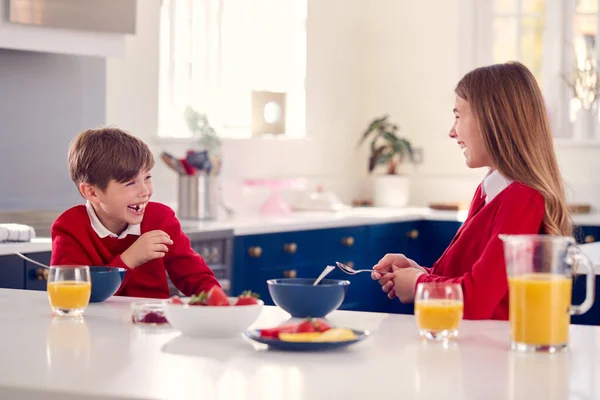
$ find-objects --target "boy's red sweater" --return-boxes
[51,202,220,298]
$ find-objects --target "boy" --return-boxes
[51,127,221,298]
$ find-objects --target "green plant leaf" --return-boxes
[358,114,388,146]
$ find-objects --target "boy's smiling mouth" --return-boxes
[127,203,147,215]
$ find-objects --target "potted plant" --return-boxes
[358,114,419,207]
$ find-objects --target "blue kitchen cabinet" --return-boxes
[0,255,25,289]
[364,221,422,314]
[24,251,51,291]
[0,252,52,291]
[570,275,600,326]
[575,225,600,244]
[363,220,462,314]
[233,226,368,308]
[419,220,462,267]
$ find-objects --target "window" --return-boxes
[158,0,307,139]
[463,0,600,142]
[492,0,545,84]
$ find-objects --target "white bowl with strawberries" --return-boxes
[162,287,264,338]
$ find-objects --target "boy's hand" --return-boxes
[121,230,174,269]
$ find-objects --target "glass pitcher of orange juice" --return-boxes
[500,234,595,353]
[47,266,91,317]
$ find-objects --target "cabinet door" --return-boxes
[570,275,600,326]
[0,256,25,289]
[365,221,422,314]
[419,220,462,268]
[575,225,600,245]
[366,221,423,266]
[24,252,51,291]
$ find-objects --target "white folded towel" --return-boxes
[0,224,36,242]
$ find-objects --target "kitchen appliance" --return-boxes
[167,228,234,295]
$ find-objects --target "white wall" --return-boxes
[106,0,369,214]
[362,0,600,209]
[106,0,600,213]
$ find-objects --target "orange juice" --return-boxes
[415,299,464,331]
[509,274,572,346]
[47,281,91,309]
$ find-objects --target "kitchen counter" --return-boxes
[0,288,598,399]
[3,206,600,256]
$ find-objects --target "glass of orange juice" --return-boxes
[47,266,91,317]
[500,234,595,353]
[415,282,464,341]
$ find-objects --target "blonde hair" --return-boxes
[455,61,572,236]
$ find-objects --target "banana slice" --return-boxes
[312,328,357,342]
[279,332,323,342]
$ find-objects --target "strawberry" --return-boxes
[235,290,260,306]
[188,286,230,306]
[188,292,207,306]
[296,318,331,333]
[205,286,230,306]
[168,296,184,305]
[259,323,299,338]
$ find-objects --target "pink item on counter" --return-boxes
[243,178,307,216]
[260,191,292,216]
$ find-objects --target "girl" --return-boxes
[371,61,572,320]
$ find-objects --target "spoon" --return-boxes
[14,252,49,268]
[313,265,335,286]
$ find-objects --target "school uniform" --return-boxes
[416,170,545,320]
[51,201,220,298]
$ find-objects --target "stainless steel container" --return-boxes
[178,175,218,220]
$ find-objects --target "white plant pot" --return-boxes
[373,175,410,207]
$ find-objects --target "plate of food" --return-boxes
[244,318,369,351]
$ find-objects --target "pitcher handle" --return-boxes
[569,251,596,316]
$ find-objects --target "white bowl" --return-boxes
[162,297,264,338]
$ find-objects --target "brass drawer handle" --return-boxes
[284,269,297,278]
[283,243,297,254]
[585,235,595,243]
[406,229,419,240]
[35,268,48,281]
[341,236,355,247]
[248,246,262,258]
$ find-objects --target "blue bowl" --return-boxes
[90,267,126,303]
[266,278,350,318]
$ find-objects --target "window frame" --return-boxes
[157,0,308,142]
[459,0,600,143]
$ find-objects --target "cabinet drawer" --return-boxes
[25,252,51,291]
[239,226,366,269]
[0,256,25,289]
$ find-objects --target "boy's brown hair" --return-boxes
[68,127,155,192]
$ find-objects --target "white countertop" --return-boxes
[0,237,52,256]
[177,206,600,236]
[179,206,470,235]
[0,289,599,400]
[3,206,600,256]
